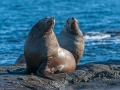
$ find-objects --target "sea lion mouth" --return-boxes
[47,17,55,26]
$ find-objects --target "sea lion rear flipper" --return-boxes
[7,68,30,74]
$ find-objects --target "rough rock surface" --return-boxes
[0,61,120,90]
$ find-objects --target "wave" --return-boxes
[84,32,111,40]
[105,31,120,36]
[84,31,120,46]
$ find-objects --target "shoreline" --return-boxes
[0,61,120,90]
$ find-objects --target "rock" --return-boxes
[0,63,120,90]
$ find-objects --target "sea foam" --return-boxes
[84,32,111,40]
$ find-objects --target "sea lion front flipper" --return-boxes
[37,60,56,80]
[7,67,30,74]
[37,70,56,80]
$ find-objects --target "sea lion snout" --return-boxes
[71,17,78,22]
[71,18,78,29]
[46,17,55,26]
[51,17,55,24]
[72,17,77,22]
[64,17,78,31]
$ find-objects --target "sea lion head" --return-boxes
[44,17,55,30]
[64,17,80,35]
[37,17,55,32]
[30,17,55,37]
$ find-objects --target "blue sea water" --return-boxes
[0,0,120,65]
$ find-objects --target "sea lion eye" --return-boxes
[45,17,50,19]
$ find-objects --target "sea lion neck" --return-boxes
[44,30,60,56]
[44,28,53,36]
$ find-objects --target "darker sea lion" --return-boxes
[8,17,76,80]
[15,54,26,64]
[57,17,84,64]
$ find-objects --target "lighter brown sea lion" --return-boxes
[8,17,76,80]
[57,17,84,64]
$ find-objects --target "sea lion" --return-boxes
[57,17,84,64]
[15,54,26,64]
[8,17,76,80]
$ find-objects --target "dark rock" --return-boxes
[0,63,120,90]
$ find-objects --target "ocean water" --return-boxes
[0,0,120,65]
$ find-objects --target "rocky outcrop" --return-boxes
[0,62,120,90]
